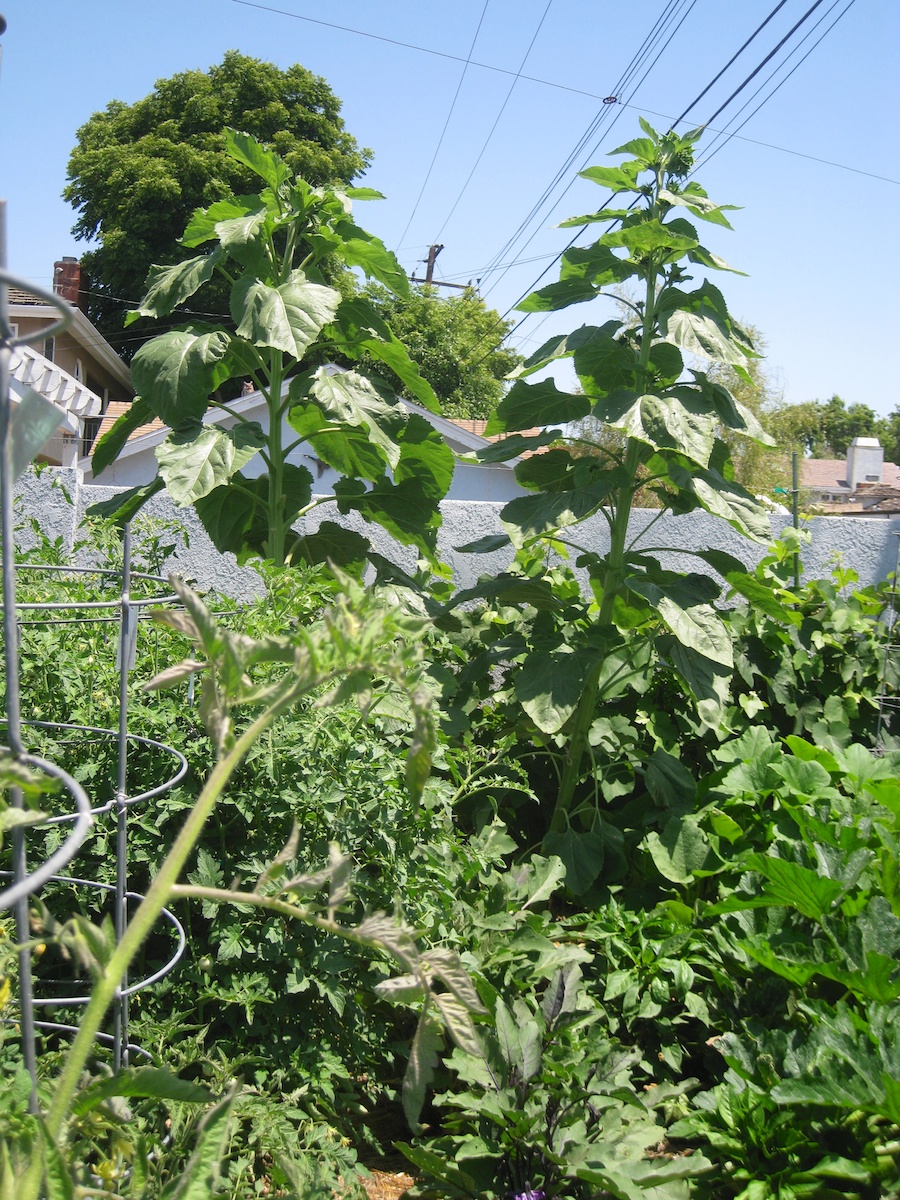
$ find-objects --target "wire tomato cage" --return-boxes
[1,251,188,1096]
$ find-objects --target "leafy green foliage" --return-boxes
[442,121,775,883]
[352,282,523,419]
[64,51,371,354]
[91,130,452,568]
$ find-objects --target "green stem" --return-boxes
[40,678,299,1152]
[548,195,662,834]
[265,350,287,564]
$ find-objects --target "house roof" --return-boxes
[800,457,900,492]
[8,296,132,391]
[9,343,103,431]
[86,382,521,473]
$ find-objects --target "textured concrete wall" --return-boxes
[14,468,900,600]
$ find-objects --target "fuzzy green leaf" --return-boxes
[131,328,234,427]
[156,422,266,506]
[127,251,223,324]
[231,270,341,358]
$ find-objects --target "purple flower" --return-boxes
[510,1191,545,1200]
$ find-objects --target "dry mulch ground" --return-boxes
[360,1168,415,1199]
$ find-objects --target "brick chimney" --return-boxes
[53,257,82,308]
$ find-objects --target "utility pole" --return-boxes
[410,244,477,292]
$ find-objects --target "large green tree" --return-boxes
[765,393,878,458]
[354,283,523,419]
[64,51,371,355]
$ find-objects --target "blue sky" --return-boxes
[1,1,898,414]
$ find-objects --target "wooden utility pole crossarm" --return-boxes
[410,244,476,291]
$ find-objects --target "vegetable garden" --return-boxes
[1,121,899,1199]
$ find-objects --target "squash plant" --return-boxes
[454,120,779,886]
[91,129,453,569]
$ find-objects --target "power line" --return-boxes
[477,0,695,298]
[693,0,858,173]
[430,0,553,247]
[621,102,899,185]
[396,1,490,252]
[459,0,859,373]
[227,0,891,186]
[671,0,791,127]
[704,0,830,128]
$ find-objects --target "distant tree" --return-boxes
[766,393,878,457]
[876,409,900,464]
[355,283,523,419]
[64,51,371,356]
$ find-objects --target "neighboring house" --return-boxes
[8,259,133,467]
[800,437,900,513]
[85,374,526,503]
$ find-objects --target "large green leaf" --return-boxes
[71,1068,211,1117]
[288,521,371,576]
[231,270,341,357]
[661,636,731,728]
[691,473,772,541]
[214,209,270,271]
[574,336,637,395]
[127,251,223,324]
[181,197,257,247]
[511,322,620,378]
[288,402,387,482]
[745,854,846,921]
[663,308,752,364]
[501,481,615,546]
[659,186,737,228]
[131,328,234,427]
[516,278,599,313]
[515,648,593,734]
[195,464,313,560]
[90,394,156,477]
[578,163,641,192]
[155,422,266,506]
[560,244,638,288]
[666,460,771,541]
[355,335,440,413]
[602,218,697,257]
[86,477,165,526]
[225,128,290,191]
[543,827,607,894]
[474,429,563,463]
[395,413,455,502]
[307,368,406,470]
[487,377,590,435]
[645,815,711,883]
[637,392,718,466]
[336,224,409,296]
[335,476,442,558]
[656,597,733,668]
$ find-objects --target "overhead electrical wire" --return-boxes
[693,0,859,173]
[395,0,490,252]
[462,0,864,371]
[701,0,830,129]
[428,0,553,249]
[670,0,792,128]
[477,0,698,299]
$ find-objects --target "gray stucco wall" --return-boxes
[14,467,900,601]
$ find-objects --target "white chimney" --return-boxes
[846,437,883,491]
